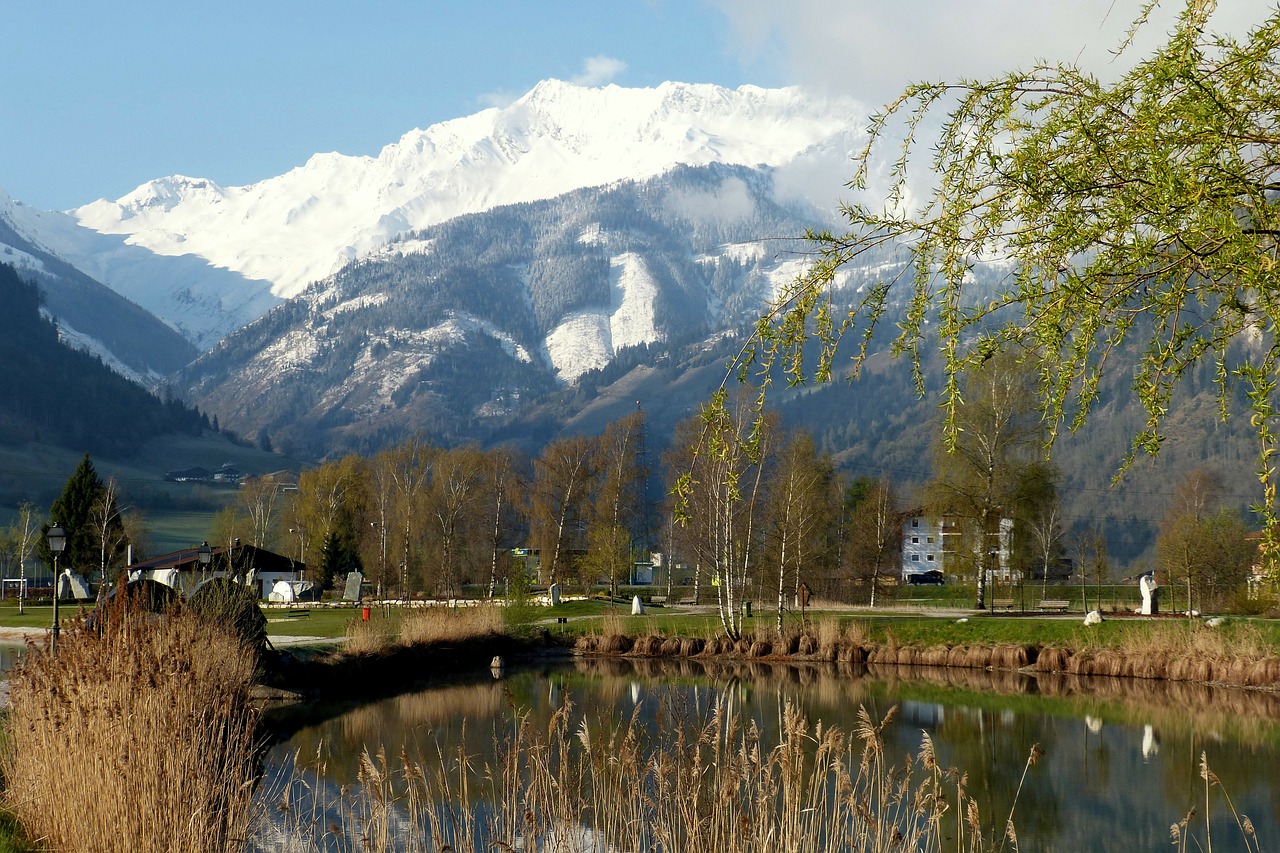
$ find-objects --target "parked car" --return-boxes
[907,570,946,585]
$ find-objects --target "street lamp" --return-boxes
[47,524,65,653]
[371,521,386,599]
[197,541,212,579]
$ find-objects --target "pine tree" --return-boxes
[41,453,115,572]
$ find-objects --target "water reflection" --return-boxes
[264,657,1280,852]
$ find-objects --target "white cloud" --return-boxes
[571,55,628,87]
[664,176,757,225]
[709,0,1265,107]
[476,89,520,110]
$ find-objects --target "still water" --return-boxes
[261,656,1280,852]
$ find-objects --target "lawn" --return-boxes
[2,595,1277,656]
[539,604,1280,655]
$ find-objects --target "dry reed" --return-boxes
[344,614,397,654]
[258,698,1010,853]
[2,597,260,853]
[394,603,505,646]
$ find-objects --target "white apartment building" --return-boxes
[900,514,1015,581]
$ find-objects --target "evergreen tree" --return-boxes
[319,530,361,591]
[41,454,115,572]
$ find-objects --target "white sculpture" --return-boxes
[1140,572,1159,615]
[1142,724,1160,760]
[631,595,645,615]
[1083,610,1104,626]
[549,583,561,606]
[269,580,296,603]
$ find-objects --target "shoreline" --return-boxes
[573,632,1280,691]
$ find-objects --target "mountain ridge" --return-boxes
[7,80,864,348]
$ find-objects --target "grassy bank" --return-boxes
[571,612,1280,690]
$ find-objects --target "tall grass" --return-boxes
[260,698,1014,853]
[398,604,505,646]
[342,604,507,654]
[2,596,261,853]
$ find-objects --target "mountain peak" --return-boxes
[27,80,864,347]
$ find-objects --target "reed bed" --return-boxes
[398,603,505,646]
[2,597,261,853]
[344,614,397,654]
[259,698,1011,853]
[345,604,507,653]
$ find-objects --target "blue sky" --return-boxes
[2,0,1263,211]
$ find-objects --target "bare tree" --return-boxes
[425,445,485,598]
[239,475,282,549]
[11,502,39,614]
[385,439,435,599]
[926,352,1044,609]
[762,432,832,632]
[1158,468,1234,613]
[589,411,648,601]
[366,447,401,599]
[529,434,597,587]
[480,446,526,598]
[88,477,128,600]
[845,479,903,609]
[1027,501,1064,605]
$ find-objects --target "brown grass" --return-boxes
[344,614,397,654]
[397,604,505,645]
[2,597,260,853]
[343,604,507,653]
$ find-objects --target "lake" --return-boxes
[257,656,1280,852]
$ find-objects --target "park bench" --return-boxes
[283,609,311,618]
[991,598,1015,611]
[1039,600,1071,612]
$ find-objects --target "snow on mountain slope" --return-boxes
[1,188,277,348]
[543,251,664,383]
[54,81,863,346]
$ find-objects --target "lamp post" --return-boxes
[197,541,212,582]
[371,521,386,599]
[47,524,66,653]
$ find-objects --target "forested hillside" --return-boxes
[0,263,208,455]
[0,217,196,379]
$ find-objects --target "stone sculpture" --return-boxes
[1140,572,1159,615]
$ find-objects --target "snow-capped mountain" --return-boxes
[176,164,855,457]
[9,81,865,349]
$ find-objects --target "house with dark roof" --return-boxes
[128,542,303,600]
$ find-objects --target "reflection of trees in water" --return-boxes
[274,656,1280,850]
[286,681,508,783]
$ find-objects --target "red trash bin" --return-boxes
[361,606,371,621]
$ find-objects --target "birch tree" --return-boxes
[238,475,282,550]
[480,446,526,598]
[676,395,776,641]
[588,411,648,600]
[88,476,128,593]
[761,432,832,631]
[844,478,902,608]
[529,434,597,587]
[10,502,38,613]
